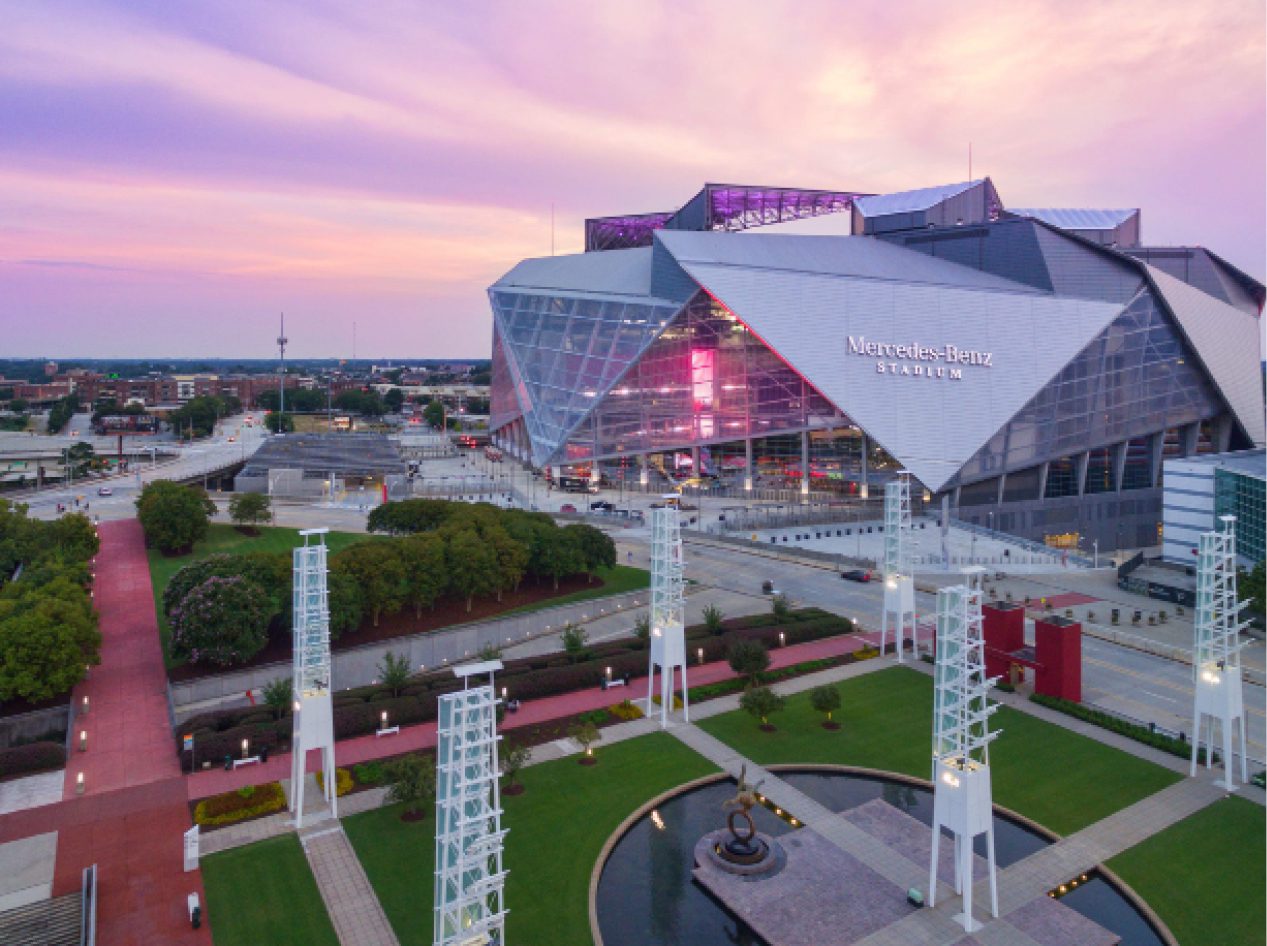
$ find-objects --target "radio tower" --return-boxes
[880,471,918,661]
[928,567,1000,932]
[277,313,288,424]
[1190,516,1250,790]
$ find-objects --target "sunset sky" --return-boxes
[2,0,1264,359]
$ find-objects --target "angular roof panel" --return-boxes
[493,247,654,297]
[1011,208,1138,230]
[854,180,983,217]
[1145,265,1266,446]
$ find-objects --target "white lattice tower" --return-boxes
[880,472,918,662]
[1190,516,1250,789]
[290,529,337,828]
[646,506,688,728]
[929,570,1000,932]
[435,662,507,946]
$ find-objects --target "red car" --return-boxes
[560,503,577,513]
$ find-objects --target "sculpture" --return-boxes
[719,764,768,864]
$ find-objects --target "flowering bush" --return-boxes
[170,575,271,667]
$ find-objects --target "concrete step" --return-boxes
[0,893,82,946]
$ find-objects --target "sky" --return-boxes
[1,0,1264,359]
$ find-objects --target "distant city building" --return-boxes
[1163,450,1266,568]
[490,179,1264,549]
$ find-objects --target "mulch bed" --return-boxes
[578,756,598,766]
[759,724,778,733]
[168,573,612,683]
[822,721,841,731]
[502,783,526,796]
[400,808,428,823]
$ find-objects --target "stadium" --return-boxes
[488,179,1264,548]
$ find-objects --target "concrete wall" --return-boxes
[171,587,649,721]
[0,704,70,750]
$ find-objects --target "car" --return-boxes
[590,500,614,512]
[841,569,872,582]
[97,486,113,496]
[560,503,577,513]
[227,436,237,443]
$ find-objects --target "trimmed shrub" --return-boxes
[353,761,385,785]
[315,767,355,797]
[1031,693,1217,764]
[194,781,287,827]
[0,741,66,779]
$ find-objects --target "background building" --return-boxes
[1163,449,1265,568]
[489,179,1264,549]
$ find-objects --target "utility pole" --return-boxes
[277,313,288,432]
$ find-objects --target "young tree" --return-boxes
[500,743,532,794]
[702,604,725,635]
[401,533,446,617]
[568,720,601,762]
[632,612,650,645]
[740,686,786,729]
[560,623,588,662]
[135,480,216,554]
[262,676,293,720]
[1239,560,1265,624]
[771,593,793,620]
[169,575,272,666]
[727,638,770,686]
[384,753,436,820]
[332,542,408,626]
[228,492,272,530]
[377,650,411,697]
[810,685,842,729]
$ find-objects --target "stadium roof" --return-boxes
[854,180,983,217]
[1011,208,1138,230]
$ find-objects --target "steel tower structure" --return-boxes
[277,313,288,421]
[434,661,507,946]
[1190,515,1250,790]
[290,529,336,828]
[646,506,688,728]
[880,471,918,662]
[929,567,999,932]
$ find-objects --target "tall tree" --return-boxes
[444,528,498,611]
[401,533,446,617]
[332,542,408,626]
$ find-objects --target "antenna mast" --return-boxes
[277,313,288,424]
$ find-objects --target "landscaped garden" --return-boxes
[1108,795,1266,946]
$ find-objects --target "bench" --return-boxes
[375,725,400,738]
[232,756,261,769]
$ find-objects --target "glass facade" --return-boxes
[958,288,1224,485]
[1216,468,1266,566]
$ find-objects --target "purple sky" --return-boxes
[2,0,1263,358]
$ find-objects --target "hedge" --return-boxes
[1030,693,1217,764]
[314,767,355,797]
[194,781,287,827]
[174,608,856,766]
[0,741,66,780]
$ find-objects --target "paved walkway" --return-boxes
[0,520,211,945]
[300,823,401,946]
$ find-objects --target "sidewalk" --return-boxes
[186,628,884,800]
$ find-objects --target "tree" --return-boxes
[262,676,293,720]
[810,685,842,728]
[368,498,454,535]
[727,638,770,686]
[568,720,601,762]
[538,529,584,591]
[334,389,385,417]
[46,394,80,434]
[377,650,410,697]
[500,743,532,794]
[332,542,408,626]
[44,513,99,563]
[633,612,650,645]
[383,388,404,413]
[740,686,786,728]
[135,481,216,554]
[327,570,364,639]
[485,525,528,602]
[168,395,234,439]
[401,533,446,617]
[702,604,725,635]
[228,492,271,531]
[563,524,616,582]
[771,593,793,620]
[443,528,498,611]
[169,575,271,666]
[423,400,445,429]
[384,753,436,820]
[0,579,101,702]
[560,623,588,662]
[1239,560,1265,625]
[263,412,294,434]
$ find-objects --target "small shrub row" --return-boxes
[194,781,287,827]
[0,741,66,780]
[687,656,842,702]
[1030,693,1217,764]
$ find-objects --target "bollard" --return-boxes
[188,892,202,929]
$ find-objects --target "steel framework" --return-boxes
[929,568,999,932]
[1190,516,1250,790]
[647,506,688,728]
[434,662,507,946]
[290,529,336,828]
[880,471,918,662]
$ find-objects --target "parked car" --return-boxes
[97,486,113,496]
[560,503,577,513]
[841,569,872,582]
[590,500,615,512]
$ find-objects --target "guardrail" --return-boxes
[950,517,1094,567]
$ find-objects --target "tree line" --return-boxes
[0,500,102,703]
[163,500,617,668]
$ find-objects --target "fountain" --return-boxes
[695,766,785,877]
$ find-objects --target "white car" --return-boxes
[97,486,113,496]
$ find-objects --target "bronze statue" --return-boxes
[722,764,766,814]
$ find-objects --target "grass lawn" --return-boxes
[1108,796,1265,946]
[148,523,364,664]
[494,563,649,618]
[696,666,1181,835]
[345,732,716,946]
[202,834,339,946]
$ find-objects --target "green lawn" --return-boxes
[1108,796,1266,946]
[202,835,339,946]
[148,523,364,664]
[344,732,717,946]
[696,666,1182,835]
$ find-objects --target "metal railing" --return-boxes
[950,517,1095,567]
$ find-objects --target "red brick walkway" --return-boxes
[0,520,211,945]
[187,625,891,800]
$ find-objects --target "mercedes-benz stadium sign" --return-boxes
[847,335,994,380]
